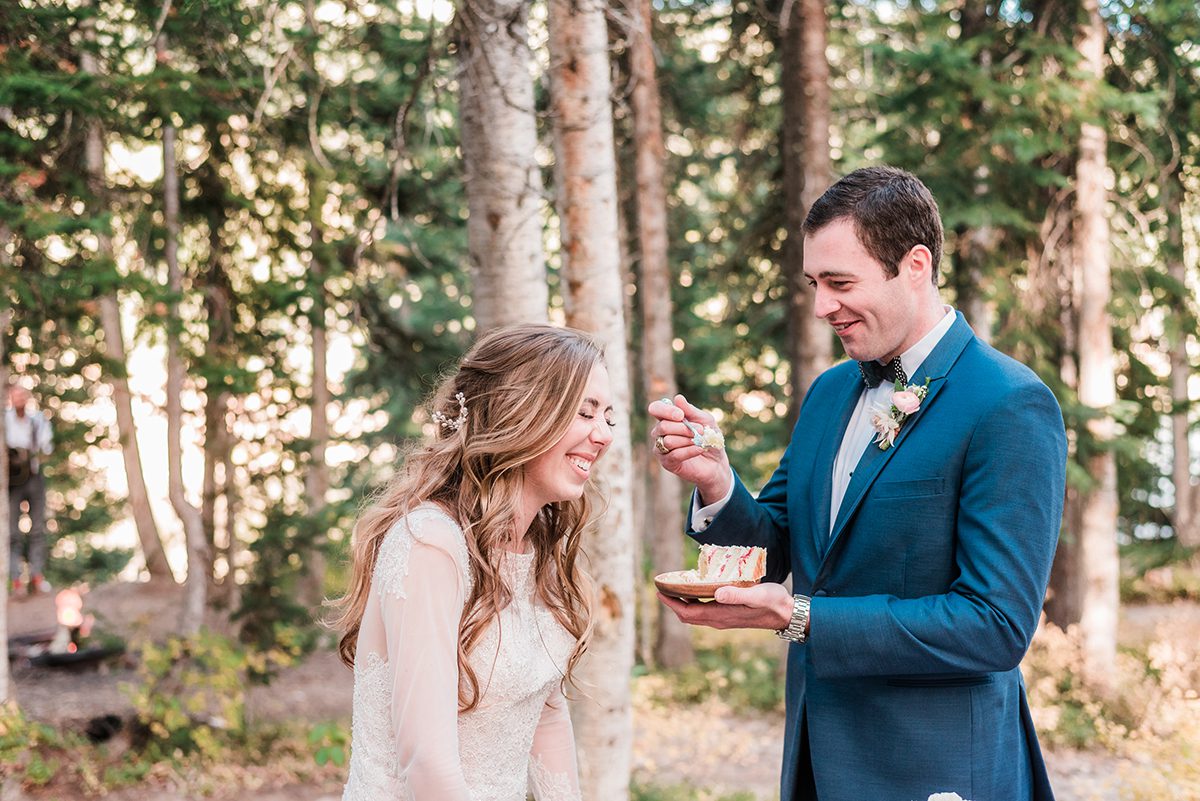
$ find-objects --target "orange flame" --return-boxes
[56,588,84,628]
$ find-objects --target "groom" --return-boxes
[652,167,1066,801]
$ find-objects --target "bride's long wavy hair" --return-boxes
[331,324,603,712]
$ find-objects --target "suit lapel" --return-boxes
[822,314,976,560]
[810,369,864,554]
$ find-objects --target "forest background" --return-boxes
[1,0,1199,799]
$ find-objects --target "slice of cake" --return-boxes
[697,544,766,583]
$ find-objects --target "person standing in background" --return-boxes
[7,383,54,596]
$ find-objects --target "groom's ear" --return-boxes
[901,244,934,286]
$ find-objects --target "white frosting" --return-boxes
[697,545,766,582]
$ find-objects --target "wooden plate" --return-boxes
[653,570,759,601]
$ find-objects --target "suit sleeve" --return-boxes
[690,372,836,583]
[693,458,792,584]
[806,380,1067,677]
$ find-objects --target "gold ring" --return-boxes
[654,436,669,455]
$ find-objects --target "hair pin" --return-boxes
[433,391,469,432]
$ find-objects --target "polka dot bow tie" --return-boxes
[858,357,908,389]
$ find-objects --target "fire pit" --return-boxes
[8,587,125,669]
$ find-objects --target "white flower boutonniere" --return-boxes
[870,378,931,450]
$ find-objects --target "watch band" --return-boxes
[775,594,811,643]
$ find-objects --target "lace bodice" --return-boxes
[342,504,582,801]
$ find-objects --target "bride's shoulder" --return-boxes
[407,499,465,538]
[381,502,466,553]
[374,503,470,599]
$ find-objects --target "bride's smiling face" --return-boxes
[523,363,615,508]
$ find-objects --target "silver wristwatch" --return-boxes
[775,594,811,643]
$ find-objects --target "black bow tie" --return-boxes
[858,357,908,389]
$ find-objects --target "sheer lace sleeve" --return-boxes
[379,512,473,800]
[527,688,583,801]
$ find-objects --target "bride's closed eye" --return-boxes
[579,411,617,428]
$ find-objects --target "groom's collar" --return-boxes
[893,305,956,384]
[908,310,975,382]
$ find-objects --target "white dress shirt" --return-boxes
[693,307,957,536]
[5,408,53,472]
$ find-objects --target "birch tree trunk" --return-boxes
[97,294,175,581]
[0,306,11,703]
[456,0,549,330]
[780,0,833,425]
[82,17,174,583]
[158,36,209,634]
[1073,0,1118,694]
[1165,172,1200,549]
[626,0,692,670]
[549,0,634,796]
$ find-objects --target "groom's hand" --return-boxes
[657,582,794,632]
[647,394,732,501]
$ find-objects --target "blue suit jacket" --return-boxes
[694,314,1066,801]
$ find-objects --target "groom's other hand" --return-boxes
[657,583,793,632]
[648,394,732,502]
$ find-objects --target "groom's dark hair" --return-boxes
[803,166,943,284]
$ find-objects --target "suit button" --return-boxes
[813,589,828,597]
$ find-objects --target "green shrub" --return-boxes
[653,641,784,713]
[1023,619,1200,756]
[1120,564,1200,603]
[101,759,154,787]
[0,701,86,790]
[125,629,295,760]
[631,782,758,801]
[1118,539,1200,603]
[308,721,349,767]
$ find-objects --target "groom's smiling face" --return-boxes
[803,218,926,364]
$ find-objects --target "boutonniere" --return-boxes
[870,378,931,450]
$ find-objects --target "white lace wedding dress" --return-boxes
[342,504,583,801]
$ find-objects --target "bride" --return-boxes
[332,324,615,801]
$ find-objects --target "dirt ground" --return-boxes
[9,582,1195,801]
